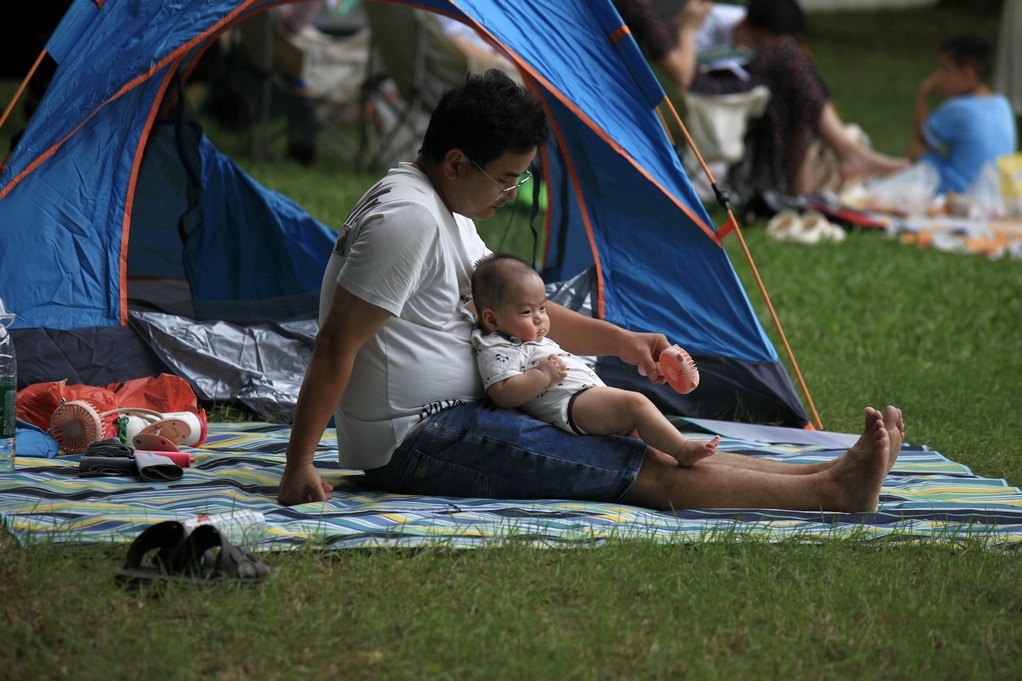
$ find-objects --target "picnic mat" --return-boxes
[889,216,1022,259]
[3,421,1022,549]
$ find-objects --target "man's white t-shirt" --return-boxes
[321,163,490,469]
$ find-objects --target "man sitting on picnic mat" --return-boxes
[277,69,904,512]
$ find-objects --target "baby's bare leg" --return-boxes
[570,387,718,466]
[674,434,721,466]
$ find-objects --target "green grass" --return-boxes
[723,228,1022,484]
[3,2,1022,679]
[4,539,1021,680]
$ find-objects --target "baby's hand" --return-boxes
[534,354,568,385]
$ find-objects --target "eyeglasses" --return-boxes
[470,159,532,197]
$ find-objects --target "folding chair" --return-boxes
[357,4,469,171]
[231,4,370,163]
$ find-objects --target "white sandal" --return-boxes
[801,210,847,244]
[765,210,802,242]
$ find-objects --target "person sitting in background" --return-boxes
[910,35,1017,196]
[617,0,740,90]
[613,0,907,200]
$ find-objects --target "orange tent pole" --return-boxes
[659,95,825,431]
[0,50,47,132]
[0,49,48,172]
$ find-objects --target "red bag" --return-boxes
[16,380,120,432]
[107,374,199,414]
[16,374,207,448]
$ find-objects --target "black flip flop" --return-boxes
[169,524,271,587]
[114,520,188,588]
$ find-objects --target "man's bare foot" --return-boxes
[840,146,910,184]
[883,405,905,473]
[674,435,721,467]
[824,407,890,512]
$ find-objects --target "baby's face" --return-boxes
[489,273,550,342]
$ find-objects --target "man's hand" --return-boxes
[619,331,671,384]
[278,461,334,506]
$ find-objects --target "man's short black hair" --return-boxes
[420,69,550,165]
[941,35,994,84]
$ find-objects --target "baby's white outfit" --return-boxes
[472,330,603,434]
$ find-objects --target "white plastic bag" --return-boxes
[961,162,1005,220]
[863,162,940,215]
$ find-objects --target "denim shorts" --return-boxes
[360,401,647,502]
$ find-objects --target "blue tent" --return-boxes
[0,0,808,426]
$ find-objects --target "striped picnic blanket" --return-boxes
[3,422,1021,549]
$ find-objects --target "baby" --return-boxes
[470,253,719,466]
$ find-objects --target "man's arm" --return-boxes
[910,71,941,160]
[277,284,392,506]
[545,302,670,383]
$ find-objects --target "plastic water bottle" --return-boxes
[0,298,16,472]
[180,510,267,545]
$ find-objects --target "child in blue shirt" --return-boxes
[911,35,1017,195]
